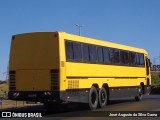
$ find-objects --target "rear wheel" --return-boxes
[88,86,98,110]
[98,87,107,108]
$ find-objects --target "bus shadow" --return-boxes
[44,99,135,116]
[108,99,135,105]
[0,99,137,117]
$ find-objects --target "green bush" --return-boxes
[151,72,160,87]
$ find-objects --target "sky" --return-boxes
[0,0,160,80]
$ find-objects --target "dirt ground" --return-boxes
[0,100,43,109]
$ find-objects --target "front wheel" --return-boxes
[135,85,143,101]
[88,86,98,110]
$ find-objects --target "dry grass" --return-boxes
[0,83,43,110]
[0,82,8,94]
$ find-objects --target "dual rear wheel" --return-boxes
[88,86,108,110]
[89,84,144,110]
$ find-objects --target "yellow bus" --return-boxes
[8,32,151,110]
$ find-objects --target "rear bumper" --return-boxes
[8,89,89,103]
[8,91,60,102]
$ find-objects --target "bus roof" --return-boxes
[59,32,148,54]
[13,31,148,54]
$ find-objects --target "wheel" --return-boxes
[98,87,107,108]
[88,86,98,110]
[135,85,143,101]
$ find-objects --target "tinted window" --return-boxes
[129,52,136,65]
[89,45,97,62]
[82,44,89,62]
[139,53,144,66]
[103,47,110,64]
[120,50,129,65]
[97,47,103,63]
[136,53,140,65]
[110,48,114,63]
[65,41,73,60]
[114,49,120,64]
[65,40,144,68]
[110,48,120,64]
[73,42,82,61]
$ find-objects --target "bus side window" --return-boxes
[110,48,120,64]
[110,48,114,64]
[139,53,145,66]
[65,41,74,61]
[129,52,136,65]
[103,47,110,64]
[82,44,89,62]
[73,42,82,61]
[89,45,97,63]
[136,53,140,66]
[97,47,104,63]
[120,50,129,65]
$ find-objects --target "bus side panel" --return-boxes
[65,62,146,88]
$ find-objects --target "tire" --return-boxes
[135,85,143,101]
[88,86,98,110]
[98,87,107,108]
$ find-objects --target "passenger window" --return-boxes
[129,52,136,65]
[82,44,89,62]
[110,48,120,64]
[120,50,129,65]
[65,41,73,61]
[103,47,110,64]
[97,47,103,63]
[89,45,97,63]
[139,53,144,66]
[73,42,82,61]
[136,53,140,65]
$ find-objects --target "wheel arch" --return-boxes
[92,83,99,90]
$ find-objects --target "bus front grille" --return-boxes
[50,69,59,91]
[9,71,16,91]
